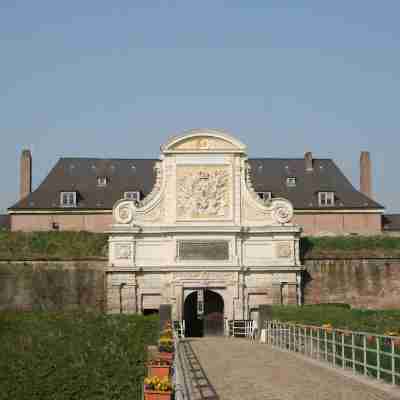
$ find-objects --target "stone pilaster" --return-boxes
[271,283,282,305]
[286,283,297,305]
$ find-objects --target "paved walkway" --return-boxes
[188,337,400,400]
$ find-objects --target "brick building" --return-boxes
[8,129,384,235]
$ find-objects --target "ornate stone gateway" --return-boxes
[107,129,303,335]
[183,289,225,337]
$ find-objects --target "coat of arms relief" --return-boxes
[176,166,231,219]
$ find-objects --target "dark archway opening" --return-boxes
[184,290,224,337]
[143,308,159,316]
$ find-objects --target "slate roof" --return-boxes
[9,157,384,211]
[382,214,400,231]
[0,214,10,229]
[248,158,383,210]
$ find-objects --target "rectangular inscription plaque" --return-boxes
[179,241,229,261]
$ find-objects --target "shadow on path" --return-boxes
[180,340,219,400]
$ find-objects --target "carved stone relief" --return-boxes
[114,243,132,260]
[172,271,235,282]
[114,201,134,224]
[172,136,236,151]
[138,162,163,208]
[276,242,292,258]
[176,165,231,219]
[272,200,294,224]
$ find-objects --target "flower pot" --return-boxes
[159,352,174,362]
[147,364,171,378]
[144,389,172,400]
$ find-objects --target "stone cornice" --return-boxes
[107,224,301,235]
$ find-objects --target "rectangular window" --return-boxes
[124,191,141,201]
[60,191,77,207]
[318,191,335,206]
[286,177,296,187]
[257,191,272,201]
[97,176,108,186]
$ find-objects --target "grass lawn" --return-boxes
[0,311,159,400]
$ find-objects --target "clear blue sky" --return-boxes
[1,1,399,213]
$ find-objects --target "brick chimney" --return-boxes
[20,149,32,200]
[305,151,313,172]
[360,151,372,198]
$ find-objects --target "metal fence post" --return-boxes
[363,335,367,376]
[333,331,336,368]
[376,336,380,380]
[392,339,395,385]
[341,333,345,369]
[351,333,355,374]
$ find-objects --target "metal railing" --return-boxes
[173,320,185,338]
[226,320,255,338]
[173,336,191,400]
[263,320,400,386]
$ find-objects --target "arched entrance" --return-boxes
[184,289,224,337]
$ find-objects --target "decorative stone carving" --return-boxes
[198,138,210,150]
[114,243,132,260]
[176,166,231,219]
[272,199,294,224]
[114,201,135,224]
[244,162,272,206]
[172,271,235,282]
[171,136,236,151]
[138,162,163,207]
[276,242,292,258]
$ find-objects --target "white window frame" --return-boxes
[257,191,272,201]
[318,191,335,207]
[124,191,141,202]
[97,176,108,187]
[60,191,77,208]
[286,177,296,187]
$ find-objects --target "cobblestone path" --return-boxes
[189,337,400,400]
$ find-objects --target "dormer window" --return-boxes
[97,176,109,187]
[124,191,141,202]
[318,191,335,207]
[60,191,77,208]
[286,177,296,187]
[257,191,272,201]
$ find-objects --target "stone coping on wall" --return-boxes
[0,257,108,262]
[303,251,400,260]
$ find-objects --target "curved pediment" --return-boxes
[162,129,247,154]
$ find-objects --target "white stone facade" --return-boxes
[107,129,303,321]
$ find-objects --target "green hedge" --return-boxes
[0,231,108,260]
[0,311,159,400]
[301,235,400,257]
[1,232,400,259]
[271,305,400,334]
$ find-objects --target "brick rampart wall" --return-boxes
[0,261,106,311]
[303,258,400,309]
[1,258,398,311]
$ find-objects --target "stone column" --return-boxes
[271,283,282,305]
[174,284,183,321]
[126,273,137,314]
[286,283,298,305]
